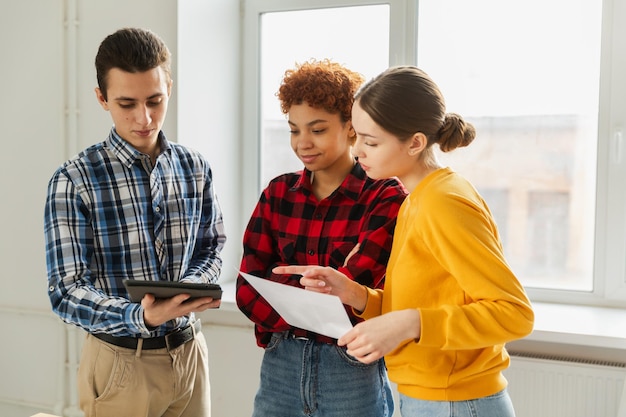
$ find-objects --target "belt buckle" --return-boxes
[165,322,195,351]
[165,326,183,351]
[284,331,308,341]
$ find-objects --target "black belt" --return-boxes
[93,320,201,351]
[277,330,336,345]
[280,330,310,341]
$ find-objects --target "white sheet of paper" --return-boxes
[239,270,353,339]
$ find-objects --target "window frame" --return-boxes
[589,0,626,304]
[240,0,626,307]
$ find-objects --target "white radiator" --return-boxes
[504,352,626,417]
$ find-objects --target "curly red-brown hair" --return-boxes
[277,59,365,122]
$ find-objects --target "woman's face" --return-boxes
[351,101,414,183]
[288,103,354,173]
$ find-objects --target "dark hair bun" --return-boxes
[437,113,476,152]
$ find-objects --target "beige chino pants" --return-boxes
[78,330,211,417]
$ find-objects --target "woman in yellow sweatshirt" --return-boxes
[274,66,534,417]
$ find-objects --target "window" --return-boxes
[242,0,626,306]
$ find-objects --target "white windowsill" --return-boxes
[211,281,626,356]
[522,301,626,350]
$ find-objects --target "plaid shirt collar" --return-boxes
[105,128,172,168]
[291,161,367,202]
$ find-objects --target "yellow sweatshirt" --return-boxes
[360,167,534,401]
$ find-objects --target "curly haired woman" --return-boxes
[236,59,407,417]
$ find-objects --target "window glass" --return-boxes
[259,5,389,187]
[418,0,602,291]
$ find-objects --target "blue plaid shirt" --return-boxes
[44,129,226,337]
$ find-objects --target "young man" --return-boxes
[44,27,226,417]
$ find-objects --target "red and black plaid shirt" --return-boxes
[236,163,407,347]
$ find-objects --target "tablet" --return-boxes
[123,279,223,303]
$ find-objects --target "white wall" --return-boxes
[177,0,243,279]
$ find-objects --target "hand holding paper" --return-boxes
[238,271,353,339]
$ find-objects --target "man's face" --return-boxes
[95,66,172,156]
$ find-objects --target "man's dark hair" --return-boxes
[95,27,171,101]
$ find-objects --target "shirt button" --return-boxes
[308,250,314,255]
[49,286,54,292]
[155,206,161,212]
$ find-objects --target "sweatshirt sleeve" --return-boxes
[417,184,534,350]
[356,287,384,319]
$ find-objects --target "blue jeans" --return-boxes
[252,332,394,417]
[399,389,515,417]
